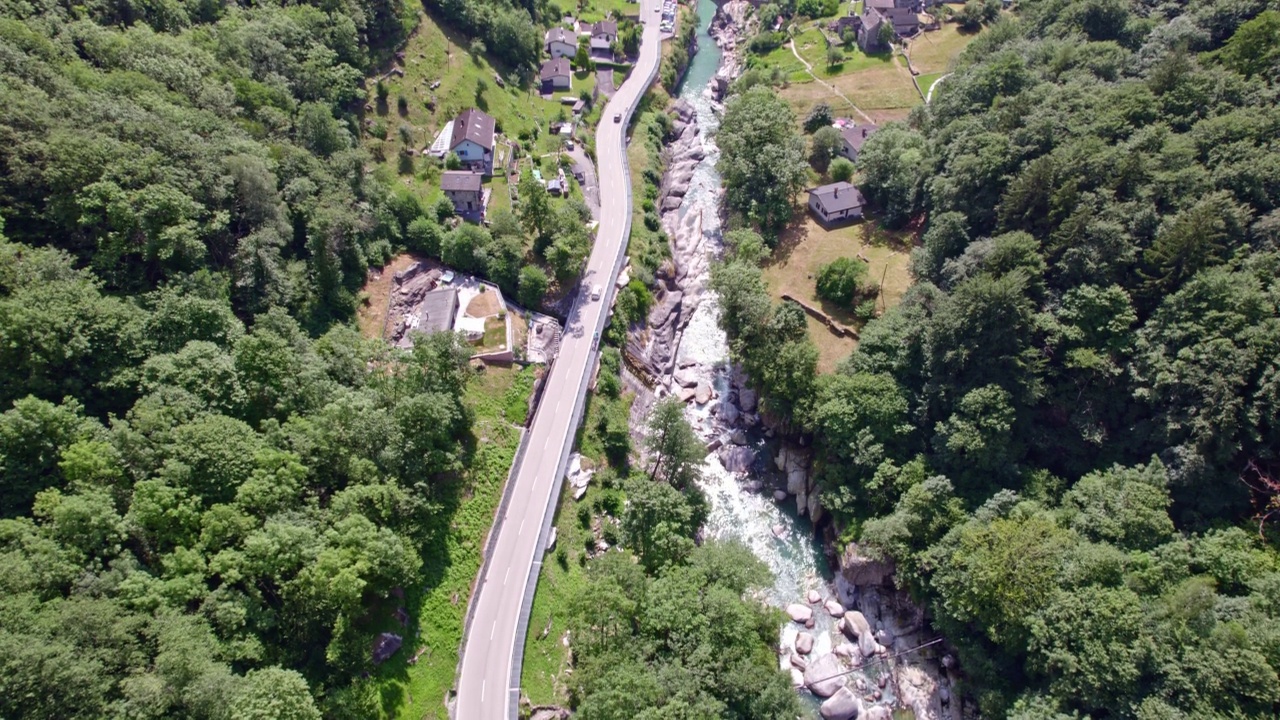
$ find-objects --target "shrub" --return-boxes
[406,217,443,257]
[830,157,855,182]
[517,266,549,310]
[432,197,455,223]
[815,256,868,307]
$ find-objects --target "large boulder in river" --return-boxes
[833,642,858,660]
[718,444,755,473]
[819,687,863,720]
[672,366,698,388]
[859,633,880,659]
[739,387,757,412]
[825,599,846,617]
[804,653,846,698]
[787,467,808,496]
[786,604,813,623]
[795,632,815,655]
[843,611,871,640]
[862,706,892,720]
[695,381,712,404]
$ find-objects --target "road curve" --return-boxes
[454,4,662,718]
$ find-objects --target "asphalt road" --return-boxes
[454,5,663,718]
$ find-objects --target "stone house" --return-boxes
[442,171,484,215]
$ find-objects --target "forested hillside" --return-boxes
[823,0,1280,716]
[708,0,1280,716]
[0,0,533,717]
[0,0,414,329]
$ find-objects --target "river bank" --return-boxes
[627,1,961,717]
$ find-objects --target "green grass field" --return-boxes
[520,384,633,705]
[576,0,643,22]
[372,365,536,719]
[917,72,944,96]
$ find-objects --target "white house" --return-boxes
[590,20,617,52]
[545,27,576,59]
[540,57,572,92]
[807,182,866,225]
[448,108,495,175]
[839,124,879,162]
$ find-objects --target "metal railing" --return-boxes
[451,13,663,720]
[502,20,663,720]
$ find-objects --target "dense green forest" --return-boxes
[0,0,543,716]
[711,0,1280,717]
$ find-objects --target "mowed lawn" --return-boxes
[768,12,983,122]
[763,214,913,372]
[906,10,981,74]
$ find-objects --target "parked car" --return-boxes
[591,284,603,300]
[614,113,622,123]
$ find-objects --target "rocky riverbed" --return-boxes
[624,0,963,717]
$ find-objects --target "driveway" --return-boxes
[596,68,615,98]
[566,145,600,220]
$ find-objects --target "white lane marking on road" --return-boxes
[481,680,486,703]
[491,620,497,640]
[504,566,511,585]
[519,517,525,535]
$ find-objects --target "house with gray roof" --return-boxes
[540,57,572,92]
[590,20,617,51]
[807,182,866,225]
[442,171,485,219]
[858,0,921,51]
[416,287,459,335]
[545,27,576,59]
[839,124,879,162]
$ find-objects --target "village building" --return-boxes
[839,124,878,162]
[828,14,862,39]
[858,0,921,51]
[441,170,486,219]
[544,27,576,59]
[807,182,866,225]
[416,288,459,335]
[437,108,494,175]
[540,57,572,92]
[590,20,617,52]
